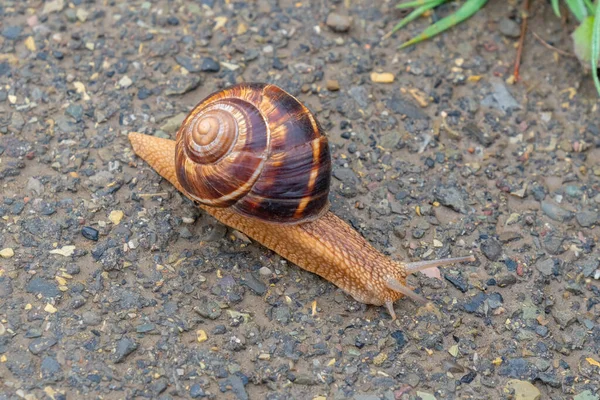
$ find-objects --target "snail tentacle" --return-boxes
[405,255,476,275]
[385,301,397,321]
[385,277,427,303]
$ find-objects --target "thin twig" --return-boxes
[531,30,576,57]
[138,192,169,198]
[513,0,531,82]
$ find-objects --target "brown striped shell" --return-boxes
[175,83,331,224]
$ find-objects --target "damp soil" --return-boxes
[0,1,599,399]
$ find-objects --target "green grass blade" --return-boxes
[592,2,600,96]
[395,0,441,10]
[551,0,561,17]
[384,0,446,39]
[565,0,588,22]
[393,1,446,31]
[583,0,594,15]
[399,0,489,49]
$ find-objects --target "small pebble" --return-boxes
[496,274,517,287]
[81,226,99,241]
[109,210,124,225]
[370,72,395,83]
[29,337,58,355]
[326,80,340,91]
[574,390,600,400]
[200,57,220,72]
[0,248,15,258]
[541,200,572,222]
[76,8,89,22]
[575,210,599,227]
[44,303,58,313]
[258,267,272,276]
[504,379,541,400]
[2,26,22,40]
[416,392,436,400]
[49,245,76,257]
[118,76,133,88]
[197,330,208,343]
[498,17,521,38]
[326,13,352,32]
[481,239,502,261]
[190,384,206,398]
[114,338,138,363]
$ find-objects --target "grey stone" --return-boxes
[435,186,469,214]
[136,323,156,333]
[194,298,222,320]
[190,383,205,398]
[386,93,428,120]
[464,122,494,147]
[175,55,203,72]
[26,277,60,298]
[227,375,248,400]
[113,337,138,363]
[200,57,220,72]
[26,177,44,196]
[241,272,267,295]
[543,234,565,255]
[165,75,202,96]
[536,258,556,277]
[29,337,58,355]
[326,13,352,32]
[552,303,577,328]
[2,26,22,40]
[496,274,517,287]
[541,201,572,222]
[274,305,291,325]
[498,18,521,38]
[498,358,538,379]
[579,258,600,277]
[332,168,358,185]
[481,239,502,261]
[488,78,521,112]
[65,104,84,122]
[40,356,62,380]
[575,210,599,227]
[574,390,599,400]
[82,311,102,326]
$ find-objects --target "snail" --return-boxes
[128,82,475,320]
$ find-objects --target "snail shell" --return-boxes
[175,83,331,224]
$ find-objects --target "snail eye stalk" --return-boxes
[404,255,476,275]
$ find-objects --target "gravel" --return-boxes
[0,0,598,399]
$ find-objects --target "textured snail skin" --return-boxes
[129,132,411,316]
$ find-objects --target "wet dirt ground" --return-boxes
[1,0,599,399]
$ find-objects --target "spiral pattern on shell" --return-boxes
[175,83,331,224]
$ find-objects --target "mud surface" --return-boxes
[1,1,599,399]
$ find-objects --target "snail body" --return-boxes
[129,83,474,319]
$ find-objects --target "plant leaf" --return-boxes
[551,0,561,17]
[395,0,442,10]
[592,3,600,96]
[572,16,594,65]
[399,0,489,49]
[384,0,447,39]
[565,0,588,22]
